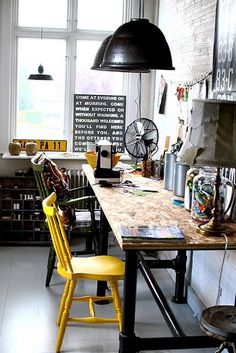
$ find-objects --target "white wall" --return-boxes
[156,0,236,315]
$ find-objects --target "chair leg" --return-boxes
[110,280,122,331]
[56,279,76,353]
[226,342,236,353]
[57,279,70,326]
[45,244,56,287]
[215,342,236,353]
[84,229,94,252]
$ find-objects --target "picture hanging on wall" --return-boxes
[156,75,167,114]
[212,0,236,99]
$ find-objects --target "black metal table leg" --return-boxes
[120,251,219,352]
[172,250,187,303]
[119,251,138,353]
[137,252,184,337]
[96,209,109,298]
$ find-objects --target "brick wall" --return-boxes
[154,0,217,157]
[155,0,236,313]
[158,0,216,81]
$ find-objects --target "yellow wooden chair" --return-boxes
[42,192,124,353]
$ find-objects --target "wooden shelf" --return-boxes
[0,175,50,245]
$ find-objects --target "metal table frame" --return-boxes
[82,164,236,353]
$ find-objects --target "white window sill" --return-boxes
[1,152,132,161]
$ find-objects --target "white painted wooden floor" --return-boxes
[0,241,215,353]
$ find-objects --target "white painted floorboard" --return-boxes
[0,244,215,353]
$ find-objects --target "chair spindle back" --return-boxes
[43,192,73,274]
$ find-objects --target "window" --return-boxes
[0,0,155,153]
[17,38,66,139]
[77,0,123,31]
[15,0,125,148]
[75,40,123,95]
[18,0,68,28]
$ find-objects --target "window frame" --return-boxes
[0,0,156,153]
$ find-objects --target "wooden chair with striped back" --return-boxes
[31,153,99,287]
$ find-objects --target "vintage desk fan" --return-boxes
[124,118,159,160]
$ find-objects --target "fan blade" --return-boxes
[134,121,144,135]
[125,136,140,147]
[133,140,147,157]
[125,139,147,158]
[142,129,157,141]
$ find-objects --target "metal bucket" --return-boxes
[173,162,190,197]
[163,153,177,190]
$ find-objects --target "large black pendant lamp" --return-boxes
[92,0,174,73]
[101,18,174,71]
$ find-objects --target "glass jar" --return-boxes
[184,167,199,211]
[191,167,216,222]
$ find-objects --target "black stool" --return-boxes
[200,305,236,353]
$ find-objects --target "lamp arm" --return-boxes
[211,166,224,224]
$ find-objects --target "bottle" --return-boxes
[191,167,216,222]
[184,168,199,211]
[142,159,155,178]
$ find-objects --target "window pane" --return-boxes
[75,40,123,95]
[16,38,66,139]
[77,0,123,30]
[18,0,68,28]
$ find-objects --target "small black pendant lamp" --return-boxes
[28,28,53,81]
[28,64,53,80]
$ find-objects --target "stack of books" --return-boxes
[118,225,185,241]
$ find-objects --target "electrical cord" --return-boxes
[215,233,228,305]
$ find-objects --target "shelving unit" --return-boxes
[0,175,50,245]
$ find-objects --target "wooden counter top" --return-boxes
[82,164,236,251]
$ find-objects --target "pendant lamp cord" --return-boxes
[40,27,43,67]
[136,0,144,120]
[138,73,142,119]
[139,0,144,18]
[135,73,142,120]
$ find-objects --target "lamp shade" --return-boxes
[100,18,175,71]
[91,35,150,73]
[179,99,236,168]
[91,36,112,70]
[28,64,53,80]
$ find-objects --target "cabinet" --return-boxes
[0,175,50,245]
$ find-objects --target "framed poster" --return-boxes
[212,0,236,99]
[73,94,126,153]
